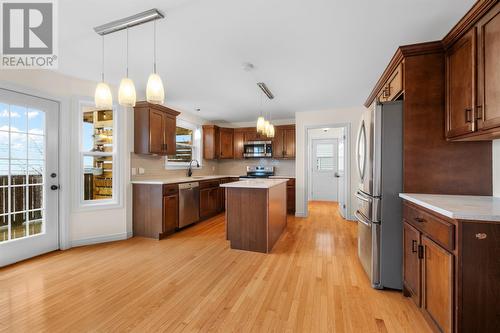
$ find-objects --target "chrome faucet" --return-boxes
[187,159,200,177]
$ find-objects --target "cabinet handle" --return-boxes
[418,245,424,259]
[475,233,487,240]
[411,240,418,253]
[414,217,425,223]
[476,105,483,120]
[383,85,391,98]
[465,108,472,123]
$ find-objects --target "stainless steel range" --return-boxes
[239,166,275,178]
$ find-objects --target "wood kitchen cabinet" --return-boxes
[219,128,234,159]
[133,183,179,239]
[134,101,179,156]
[233,129,245,159]
[444,1,500,140]
[402,201,500,333]
[202,125,234,159]
[219,177,240,212]
[273,125,296,159]
[199,180,221,219]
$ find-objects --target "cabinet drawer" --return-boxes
[163,184,179,196]
[199,180,220,189]
[404,203,455,251]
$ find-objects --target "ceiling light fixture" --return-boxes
[94,35,113,109]
[118,27,136,107]
[146,19,165,104]
[257,82,274,100]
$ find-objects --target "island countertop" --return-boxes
[220,179,288,189]
[399,193,500,222]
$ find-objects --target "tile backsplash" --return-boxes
[131,153,295,180]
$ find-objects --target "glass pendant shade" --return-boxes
[95,82,113,109]
[146,73,165,104]
[268,124,275,138]
[256,116,265,133]
[264,120,270,137]
[118,77,136,107]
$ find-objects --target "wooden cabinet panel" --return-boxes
[378,63,403,102]
[286,186,295,215]
[460,221,500,332]
[200,186,220,219]
[446,29,476,138]
[149,110,165,154]
[403,222,421,306]
[202,125,220,160]
[163,194,178,235]
[477,4,500,131]
[244,129,259,142]
[422,236,453,333]
[233,130,245,159]
[283,128,295,158]
[272,127,284,158]
[134,102,179,156]
[219,128,234,159]
[164,115,176,155]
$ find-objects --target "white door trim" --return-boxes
[303,123,351,219]
[0,81,71,251]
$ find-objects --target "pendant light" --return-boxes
[95,36,113,109]
[146,19,165,104]
[268,106,275,138]
[118,27,136,107]
[256,90,265,133]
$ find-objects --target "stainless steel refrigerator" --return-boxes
[355,101,403,290]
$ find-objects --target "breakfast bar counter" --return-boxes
[221,179,288,253]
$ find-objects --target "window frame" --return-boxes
[76,100,120,210]
[165,119,202,170]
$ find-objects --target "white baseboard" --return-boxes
[71,232,131,248]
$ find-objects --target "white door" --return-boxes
[337,130,347,218]
[311,139,338,201]
[0,88,59,267]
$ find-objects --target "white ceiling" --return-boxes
[57,0,474,122]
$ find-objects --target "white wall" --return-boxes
[295,107,364,218]
[494,139,500,197]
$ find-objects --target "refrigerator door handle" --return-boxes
[355,191,372,203]
[354,210,372,227]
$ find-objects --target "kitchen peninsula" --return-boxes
[221,179,288,253]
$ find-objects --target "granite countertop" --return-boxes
[220,179,289,189]
[399,193,500,222]
[131,175,241,185]
[269,175,295,179]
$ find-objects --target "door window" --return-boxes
[0,103,45,242]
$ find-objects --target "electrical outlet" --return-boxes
[138,168,145,175]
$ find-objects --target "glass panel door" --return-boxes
[0,89,59,266]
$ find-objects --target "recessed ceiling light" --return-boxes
[195,108,201,112]
[242,62,255,72]
[323,128,330,132]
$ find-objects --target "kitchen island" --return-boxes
[221,179,288,253]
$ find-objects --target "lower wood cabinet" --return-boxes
[133,184,179,239]
[199,180,221,219]
[402,201,500,333]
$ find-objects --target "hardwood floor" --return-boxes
[0,202,431,332]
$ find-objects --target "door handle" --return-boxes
[354,210,372,227]
[355,191,372,203]
[50,185,59,190]
[334,172,340,178]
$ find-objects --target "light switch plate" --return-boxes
[131,168,137,176]
[138,168,145,175]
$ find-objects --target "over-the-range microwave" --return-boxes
[243,141,272,158]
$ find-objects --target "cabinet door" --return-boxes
[199,188,211,219]
[422,236,453,333]
[233,131,245,159]
[445,29,476,138]
[283,128,296,158]
[164,114,176,155]
[286,186,295,214]
[244,130,259,142]
[273,127,284,158]
[219,128,234,159]
[218,187,225,212]
[477,4,500,131]
[403,222,421,306]
[163,195,178,235]
[209,187,220,214]
[203,126,219,160]
[149,110,165,154]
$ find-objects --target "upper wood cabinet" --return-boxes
[377,63,403,103]
[273,125,296,159]
[202,125,220,160]
[233,129,245,159]
[445,2,500,141]
[445,29,476,138]
[219,128,234,159]
[134,102,179,156]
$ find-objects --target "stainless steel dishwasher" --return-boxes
[178,182,200,228]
